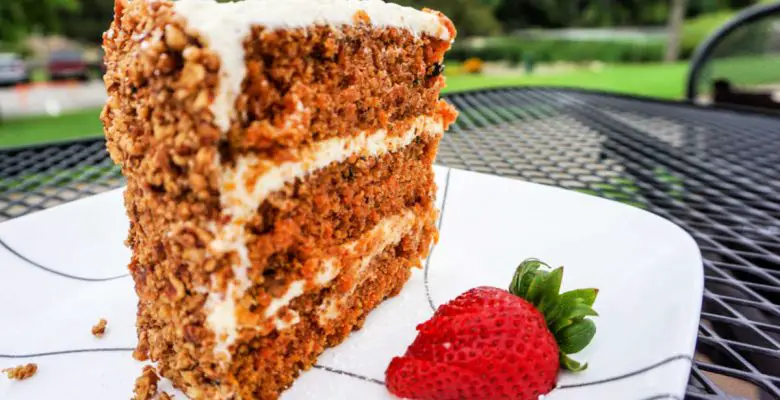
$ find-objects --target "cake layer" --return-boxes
[228,25,453,154]
[207,204,431,354]
[172,0,454,135]
[217,114,443,223]
[244,131,440,275]
[156,213,436,400]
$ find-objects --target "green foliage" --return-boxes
[449,37,666,63]
[0,41,31,57]
[681,10,736,56]
[681,7,774,58]
[58,0,115,44]
[0,0,79,42]
[511,0,671,28]
[494,0,760,31]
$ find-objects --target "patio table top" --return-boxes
[1,87,779,399]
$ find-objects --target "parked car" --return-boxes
[0,53,29,87]
[48,50,89,82]
[95,48,107,76]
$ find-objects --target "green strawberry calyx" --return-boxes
[509,258,599,373]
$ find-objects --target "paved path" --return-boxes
[0,81,107,119]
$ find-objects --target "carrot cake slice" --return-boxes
[101,0,457,398]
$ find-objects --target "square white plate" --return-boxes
[0,166,703,399]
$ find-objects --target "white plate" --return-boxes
[0,166,703,400]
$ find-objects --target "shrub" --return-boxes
[681,11,734,58]
[449,37,666,64]
[0,41,32,58]
[682,10,774,59]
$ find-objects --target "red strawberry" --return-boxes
[386,259,599,400]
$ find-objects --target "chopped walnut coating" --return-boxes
[2,363,37,380]
[92,318,108,337]
[133,366,160,400]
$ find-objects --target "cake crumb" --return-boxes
[133,366,160,400]
[91,318,108,337]
[2,363,38,380]
[159,392,174,400]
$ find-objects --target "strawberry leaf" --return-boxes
[525,270,550,305]
[560,288,599,307]
[538,267,563,312]
[558,319,597,355]
[560,354,588,372]
[547,294,581,328]
[509,258,549,298]
[508,258,599,373]
[552,302,598,333]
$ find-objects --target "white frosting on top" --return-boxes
[173,0,452,132]
[205,116,444,359]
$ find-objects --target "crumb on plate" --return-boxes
[92,318,108,337]
[159,392,174,400]
[2,363,38,381]
[133,365,160,400]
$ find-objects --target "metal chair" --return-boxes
[686,2,780,111]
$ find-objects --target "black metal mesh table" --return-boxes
[2,87,779,399]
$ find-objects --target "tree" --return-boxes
[58,0,115,44]
[665,0,689,62]
[0,0,79,43]
[396,0,503,37]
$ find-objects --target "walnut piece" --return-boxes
[132,365,160,400]
[2,363,38,380]
[91,318,108,337]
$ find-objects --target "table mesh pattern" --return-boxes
[0,139,123,219]
[1,88,779,399]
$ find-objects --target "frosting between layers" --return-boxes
[318,208,422,324]
[264,209,419,331]
[219,115,442,219]
[206,115,444,359]
[173,0,453,132]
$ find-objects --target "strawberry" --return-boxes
[386,259,598,400]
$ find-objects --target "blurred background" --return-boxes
[0,0,778,148]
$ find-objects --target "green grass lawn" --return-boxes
[445,62,688,98]
[445,55,780,98]
[1,55,778,149]
[0,108,104,148]
[705,55,780,87]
